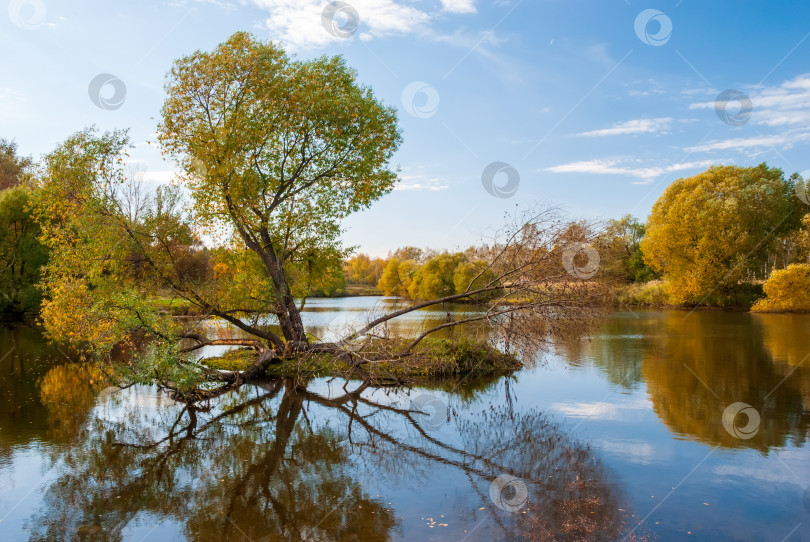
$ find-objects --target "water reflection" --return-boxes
[27,380,633,541]
[0,325,80,449]
[569,311,810,450]
[5,308,810,540]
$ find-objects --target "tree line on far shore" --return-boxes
[343,164,810,311]
[1,145,809,320]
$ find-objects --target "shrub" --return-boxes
[751,264,810,312]
[615,280,671,307]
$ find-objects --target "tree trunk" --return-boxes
[261,247,308,348]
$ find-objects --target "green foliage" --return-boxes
[752,264,810,312]
[377,257,402,296]
[126,340,208,396]
[157,31,401,292]
[288,246,348,297]
[0,187,48,316]
[378,252,496,301]
[156,31,402,344]
[407,253,466,300]
[418,337,521,375]
[33,32,404,389]
[453,260,495,295]
[34,128,183,357]
[598,215,659,283]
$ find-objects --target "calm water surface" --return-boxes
[1,297,809,541]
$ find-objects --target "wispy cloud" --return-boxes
[574,117,672,137]
[249,0,485,50]
[141,170,179,183]
[440,0,476,14]
[545,158,718,183]
[250,0,428,50]
[683,131,810,154]
[550,399,650,421]
[598,439,660,464]
[395,173,449,191]
[689,73,810,127]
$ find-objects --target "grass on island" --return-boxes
[202,337,521,383]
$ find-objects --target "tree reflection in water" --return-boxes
[27,378,640,542]
[561,311,810,451]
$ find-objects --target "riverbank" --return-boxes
[613,280,771,310]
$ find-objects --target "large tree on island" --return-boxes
[36,33,602,401]
[159,32,402,350]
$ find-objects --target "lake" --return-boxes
[1,297,809,541]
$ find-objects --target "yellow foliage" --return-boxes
[751,263,810,312]
[642,164,801,304]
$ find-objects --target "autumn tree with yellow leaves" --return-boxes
[641,164,805,305]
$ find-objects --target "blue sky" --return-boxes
[3,0,810,256]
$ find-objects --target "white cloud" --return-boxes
[545,158,718,183]
[574,117,672,137]
[251,0,432,50]
[440,0,476,14]
[395,173,449,191]
[550,399,650,422]
[689,73,810,127]
[142,170,180,183]
[598,439,660,464]
[684,131,810,154]
[681,87,719,97]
